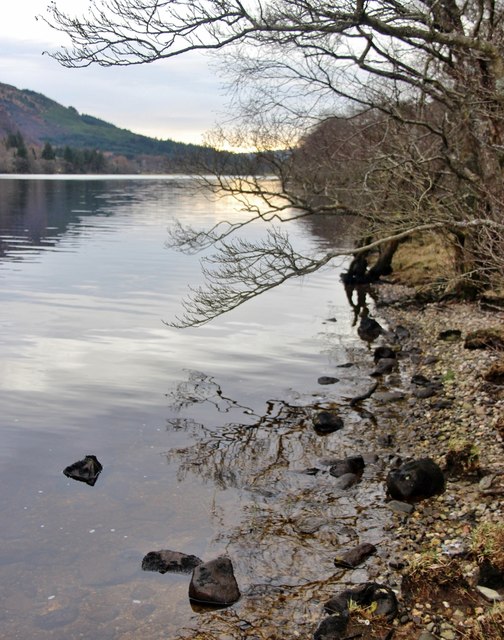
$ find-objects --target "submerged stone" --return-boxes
[189,556,240,606]
[313,411,344,434]
[63,455,103,486]
[329,455,365,478]
[142,550,202,574]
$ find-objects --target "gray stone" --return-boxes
[374,391,405,403]
[417,631,436,640]
[387,500,414,515]
[476,585,503,602]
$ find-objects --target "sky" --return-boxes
[0,1,229,144]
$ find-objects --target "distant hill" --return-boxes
[0,81,206,159]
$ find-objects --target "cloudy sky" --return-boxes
[0,1,228,144]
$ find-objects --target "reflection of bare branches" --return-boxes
[165,371,335,490]
[166,370,258,416]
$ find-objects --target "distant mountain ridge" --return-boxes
[0,81,204,158]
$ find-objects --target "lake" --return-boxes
[0,176,380,639]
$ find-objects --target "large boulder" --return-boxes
[386,458,445,500]
[142,550,202,574]
[189,556,240,606]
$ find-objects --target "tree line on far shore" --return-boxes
[0,130,192,174]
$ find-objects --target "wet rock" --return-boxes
[349,382,378,406]
[329,455,365,478]
[313,411,344,434]
[374,391,405,403]
[141,550,202,574]
[188,556,240,606]
[358,314,383,342]
[313,611,349,640]
[387,500,415,515]
[318,376,340,385]
[438,329,462,342]
[464,327,504,350]
[371,358,398,376]
[63,455,103,486]
[386,458,445,500]
[324,583,398,621]
[35,606,79,630]
[293,515,327,535]
[334,543,377,568]
[337,362,354,368]
[373,346,397,362]
[334,473,360,490]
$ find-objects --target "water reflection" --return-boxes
[0,177,383,640]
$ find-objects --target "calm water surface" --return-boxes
[0,176,375,639]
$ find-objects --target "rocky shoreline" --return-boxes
[168,285,503,640]
[365,285,504,639]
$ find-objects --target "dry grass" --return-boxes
[391,232,456,287]
[471,522,504,573]
[463,602,504,640]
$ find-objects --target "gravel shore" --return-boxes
[373,285,504,639]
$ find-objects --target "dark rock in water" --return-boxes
[334,473,359,490]
[313,611,349,640]
[465,327,504,350]
[336,362,354,368]
[334,542,377,569]
[63,455,103,486]
[358,313,383,342]
[189,556,240,606]
[324,582,398,621]
[142,550,202,574]
[329,455,365,478]
[386,458,445,500]
[313,411,344,434]
[371,357,398,376]
[373,346,396,362]
[318,376,339,385]
[438,328,462,342]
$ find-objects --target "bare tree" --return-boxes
[44,0,504,324]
